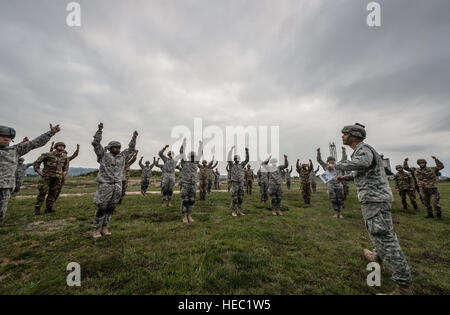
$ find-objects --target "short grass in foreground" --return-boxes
[0,179,449,294]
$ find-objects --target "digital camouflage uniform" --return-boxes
[266,157,288,214]
[33,150,69,213]
[158,147,181,203]
[296,160,313,205]
[0,128,55,221]
[257,163,269,203]
[336,141,411,288]
[120,151,137,202]
[207,168,216,193]
[285,166,292,190]
[404,158,444,218]
[309,166,319,193]
[139,158,155,195]
[228,148,249,214]
[11,160,33,197]
[394,168,418,211]
[244,167,254,195]
[92,130,136,229]
[317,150,347,216]
[214,169,220,190]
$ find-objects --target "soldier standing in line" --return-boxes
[214,168,220,190]
[244,164,255,195]
[11,158,33,197]
[317,147,347,218]
[403,156,444,219]
[49,142,80,201]
[91,123,138,238]
[33,141,69,215]
[227,146,249,216]
[207,162,218,194]
[341,147,350,200]
[266,155,289,216]
[393,165,418,211]
[139,156,157,196]
[336,123,411,295]
[285,166,293,190]
[119,150,138,204]
[309,165,320,193]
[257,160,269,204]
[0,124,59,222]
[296,159,313,206]
[158,144,182,207]
[199,158,217,200]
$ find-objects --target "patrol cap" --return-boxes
[54,142,66,149]
[233,154,241,162]
[168,151,175,157]
[145,160,150,164]
[341,123,366,139]
[106,141,121,149]
[327,156,336,162]
[395,165,403,170]
[18,157,25,162]
[417,159,427,165]
[0,125,16,140]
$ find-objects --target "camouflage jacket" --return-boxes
[394,171,414,190]
[336,142,393,207]
[317,151,347,190]
[257,164,269,185]
[0,130,55,188]
[124,153,137,180]
[158,148,182,175]
[214,170,220,182]
[227,150,249,183]
[266,157,288,186]
[199,161,214,180]
[208,168,216,182]
[92,130,136,184]
[139,159,155,180]
[296,160,313,184]
[178,143,203,185]
[34,151,69,179]
[403,159,444,189]
[244,169,255,182]
[285,166,293,180]
[15,163,33,180]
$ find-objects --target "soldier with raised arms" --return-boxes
[227,146,249,216]
[158,143,182,207]
[139,155,157,196]
[91,123,138,238]
[393,165,418,212]
[266,155,289,216]
[0,124,60,222]
[336,123,412,295]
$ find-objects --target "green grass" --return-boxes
[0,178,449,295]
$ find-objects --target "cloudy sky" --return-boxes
[1,0,449,175]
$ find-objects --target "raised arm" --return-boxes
[16,124,59,157]
[127,151,138,167]
[92,123,105,161]
[149,157,157,169]
[139,157,145,169]
[227,146,234,165]
[159,145,169,163]
[49,141,55,152]
[403,158,413,172]
[278,155,288,170]
[68,144,80,162]
[262,155,271,166]
[240,148,249,167]
[432,156,444,171]
[316,148,327,171]
[296,159,301,172]
[309,159,313,173]
[124,131,138,160]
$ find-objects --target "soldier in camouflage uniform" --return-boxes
[158,144,182,207]
[226,164,231,192]
[244,165,255,195]
[336,123,412,295]
[178,139,203,223]
[266,155,288,215]
[33,142,69,215]
[139,156,157,196]
[119,150,138,204]
[214,169,220,190]
[296,159,313,206]
[11,158,33,197]
[198,158,217,200]
[309,165,320,193]
[393,165,418,211]
[91,123,138,238]
[49,142,80,201]
[207,165,217,194]
[317,147,347,218]
[257,162,269,203]
[285,166,293,190]
[227,146,249,216]
[403,156,444,219]
[0,124,59,222]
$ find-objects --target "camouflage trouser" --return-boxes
[141,178,150,194]
[328,185,344,212]
[12,178,24,197]
[246,180,253,194]
[54,176,67,201]
[214,180,220,190]
[181,182,196,214]
[35,176,62,210]
[342,181,349,200]
[268,184,282,209]
[199,178,208,200]
[121,178,130,199]
[260,182,268,202]
[0,188,12,221]
[207,179,213,193]
[363,203,412,287]
[311,181,316,193]
[398,189,418,210]
[419,187,441,215]
[227,179,231,192]
[93,182,122,228]
[161,173,175,201]
[286,179,291,190]
[300,182,311,204]
[230,182,244,210]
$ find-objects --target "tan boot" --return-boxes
[101,226,112,236]
[333,212,339,218]
[168,201,173,207]
[232,211,238,217]
[272,210,278,216]
[276,209,283,216]
[338,212,344,219]
[377,285,412,295]
[182,214,189,223]
[363,249,381,263]
[238,209,245,216]
[93,228,102,238]
[162,200,167,208]
[188,214,194,222]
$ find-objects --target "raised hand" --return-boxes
[98,123,104,131]
[432,156,437,160]
[77,144,80,150]
[50,124,61,133]
[133,131,138,137]
[317,148,320,152]
[404,158,409,162]
[23,137,29,142]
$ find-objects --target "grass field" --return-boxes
[0,177,449,295]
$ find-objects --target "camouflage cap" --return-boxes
[168,151,175,157]
[106,141,121,149]
[341,123,366,139]
[395,165,403,170]
[202,160,208,164]
[18,157,25,162]
[417,159,427,165]
[0,125,16,140]
[145,160,150,164]
[233,154,241,162]
[326,156,336,162]
[54,142,66,148]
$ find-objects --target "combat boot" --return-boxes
[168,201,173,207]
[188,214,195,222]
[377,285,412,295]
[33,207,41,216]
[436,212,442,221]
[101,226,112,236]
[162,200,167,208]
[425,212,434,219]
[333,212,339,218]
[182,214,189,223]
[231,210,238,217]
[45,206,55,214]
[272,209,277,216]
[93,228,102,238]
[338,212,344,219]
[276,209,283,216]
[363,249,381,264]
[237,209,245,216]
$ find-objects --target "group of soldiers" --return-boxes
[0,122,446,295]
